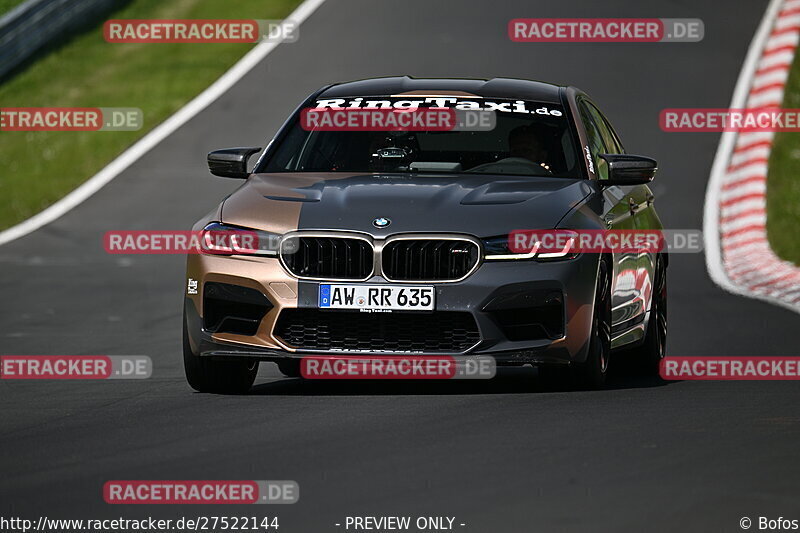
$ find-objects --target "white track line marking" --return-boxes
[0,0,327,247]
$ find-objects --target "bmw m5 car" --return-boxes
[183,76,667,393]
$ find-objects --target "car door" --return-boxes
[577,98,647,336]
[597,103,662,335]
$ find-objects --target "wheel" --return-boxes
[276,359,302,378]
[183,320,258,394]
[626,254,668,375]
[571,256,612,389]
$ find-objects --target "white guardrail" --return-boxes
[0,0,123,80]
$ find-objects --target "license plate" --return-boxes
[319,284,435,311]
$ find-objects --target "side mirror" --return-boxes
[207,147,261,179]
[598,154,657,186]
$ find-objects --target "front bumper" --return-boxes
[184,253,599,365]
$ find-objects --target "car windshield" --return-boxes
[259,97,582,178]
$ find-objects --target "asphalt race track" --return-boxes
[2,1,799,532]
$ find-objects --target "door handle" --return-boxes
[628,198,640,214]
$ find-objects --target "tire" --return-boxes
[626,254,668,376]
[276,359,302,378]
[571,256,612,389]
[183,321,258,394]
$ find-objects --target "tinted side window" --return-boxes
[583,101,620,155]
[602,115,625,154]
[577,101,609,179]
[589,102,625,154]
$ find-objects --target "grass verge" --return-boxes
[0,0,300,231]
[0,0,26,15]
[767,51,800,265]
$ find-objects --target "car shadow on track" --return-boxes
[247,365,673,396]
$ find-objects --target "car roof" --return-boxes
[317,76,566,104]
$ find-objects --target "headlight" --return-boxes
[200,222,282,256]
[483,230,579,261]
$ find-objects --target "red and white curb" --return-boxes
[705,0,800,313]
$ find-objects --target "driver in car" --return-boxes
[507,125,551,172]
